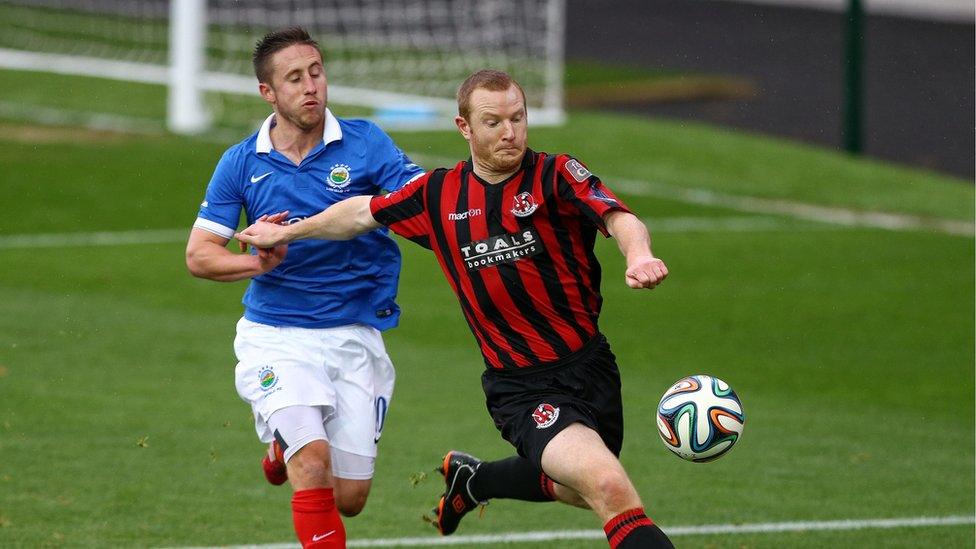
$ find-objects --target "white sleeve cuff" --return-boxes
[193,217,236,239]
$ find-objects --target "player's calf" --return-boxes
[333,478,372,517]
[430,452,565,535]
[286,441,347,547]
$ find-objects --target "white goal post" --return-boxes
[0,0,566,133]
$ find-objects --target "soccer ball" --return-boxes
[656,374,744,462]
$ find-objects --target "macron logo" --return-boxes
[250,171,273,183]
[311,530,336,542]
[448,208,483,221]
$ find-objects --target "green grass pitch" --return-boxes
[0,70,972,548]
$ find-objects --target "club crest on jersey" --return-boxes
[532,403,560,429]
[326,164,352,191]
[258,366,278,391]
[565,159,591,182]
[511,192,539,217]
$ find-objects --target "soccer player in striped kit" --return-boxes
[236,69,674,548]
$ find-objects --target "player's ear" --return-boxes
[455,115,472,141]
[258,81,276,104]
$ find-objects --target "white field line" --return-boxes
[647,215,839,232]
[409,153,974,238]
[0,108,970,239]
[0,217,827,251]
[613,177,975,238]
[166,515,975,548]
[0,229,188,249]
[0,101,166,136]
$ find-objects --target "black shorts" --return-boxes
[480,334,624,469]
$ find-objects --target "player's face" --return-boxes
[260,44,328,132]
[457,85,527,178]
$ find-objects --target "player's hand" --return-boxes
[255,241,287,272]
[237,211,290,252]
[261,211,290,225]
[625,256,668,289]
[236,220,291,249]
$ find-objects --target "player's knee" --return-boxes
[287,441,333,488]
[592,469,637,509]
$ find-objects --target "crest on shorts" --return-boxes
[532,403,560,429]
[326,163,352,191]
[511,192,539,217]
[258,366,278,391]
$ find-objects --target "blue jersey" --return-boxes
[193,110,424,330]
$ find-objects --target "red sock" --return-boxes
[539,473,557,501]
[291,488,346,548]
[603,507,656,549]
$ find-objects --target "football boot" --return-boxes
[431,451,486,535]
[261,439,288,486]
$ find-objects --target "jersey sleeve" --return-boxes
[555,155,632,237]
[367,123,425,192]
[193,149,244,239]
[369,171,433,249]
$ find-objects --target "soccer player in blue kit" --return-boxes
[185,27,423,548]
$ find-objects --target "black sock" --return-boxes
[614,525,674,549]
[604,508,674,549]
[469,455,555,502]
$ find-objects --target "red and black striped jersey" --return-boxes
[370,149,631,370]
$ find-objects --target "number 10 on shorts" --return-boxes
[374,396,389,443]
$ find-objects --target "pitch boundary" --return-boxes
[0,217,844,251]
[0,108,970,238]
[0,229,189,250]
[167,515,975,548]
[409,153,973,238]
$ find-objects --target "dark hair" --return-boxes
[456,69,526,120]
[252,27,320,84]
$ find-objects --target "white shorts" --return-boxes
[234,318,395,475]
[266,406,376,479]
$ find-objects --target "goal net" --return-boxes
[0,0,565,133]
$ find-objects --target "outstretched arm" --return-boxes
[185,228,286,282]
[235,195,381,248]
[604,210,668,289]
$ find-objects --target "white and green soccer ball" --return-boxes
[657,374,745,462]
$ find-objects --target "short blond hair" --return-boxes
[456,69,526,120]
